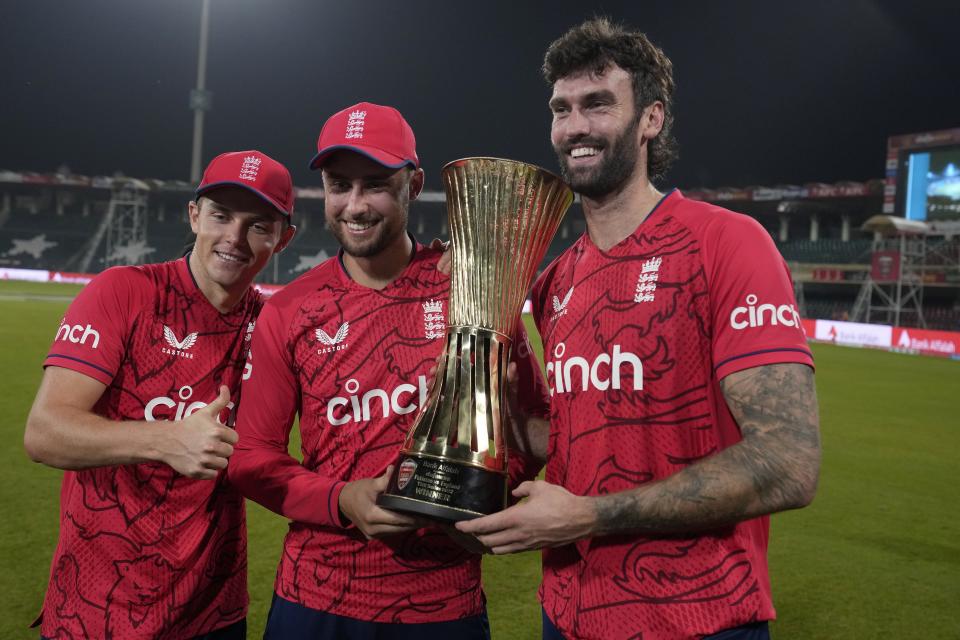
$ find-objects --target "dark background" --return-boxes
[3,0,957,190]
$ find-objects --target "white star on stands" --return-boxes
[5,234,58,259]
[106,240,156,265]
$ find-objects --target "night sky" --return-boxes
[3,0,957,191]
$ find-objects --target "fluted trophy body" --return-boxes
[378,157,573,521]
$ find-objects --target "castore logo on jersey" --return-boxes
[551,287,574,321]
[162,325,198,359]
[546,342,644,395]
[326,376,430,425]
[161,325,198,360]
[316,322,349,354]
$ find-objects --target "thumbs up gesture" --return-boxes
[160,385,239,479]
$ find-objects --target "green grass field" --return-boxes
[1,280,957,639]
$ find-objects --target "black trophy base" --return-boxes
[377,453,507,523]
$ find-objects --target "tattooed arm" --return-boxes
[458,362,820,553]
[591,362,820,535]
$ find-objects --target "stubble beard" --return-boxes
[326,194,410,259]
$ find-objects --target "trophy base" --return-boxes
[377,453,507,523]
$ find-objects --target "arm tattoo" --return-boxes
[593,363,821,536]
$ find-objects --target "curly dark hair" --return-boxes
[543,17,678,181]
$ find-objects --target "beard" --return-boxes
[325,194,409,259]
[555,116,640,199]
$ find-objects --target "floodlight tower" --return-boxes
[189,0,212,182]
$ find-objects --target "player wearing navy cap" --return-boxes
[229,103,549,639]
[25,150,296,639]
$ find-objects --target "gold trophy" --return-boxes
[378,157,573,521]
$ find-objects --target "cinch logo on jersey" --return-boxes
[326,376,429,426]
[55,320,100,349]
[162,325,198,359]
[729,294,801,330]
[545,342,643,395]
[144,385,234,422]
[551,287,574,321]
[316,322,349,354]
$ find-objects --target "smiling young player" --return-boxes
[25,150,296,639]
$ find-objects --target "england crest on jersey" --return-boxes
[634,256,661,303]
[422,299,444,340]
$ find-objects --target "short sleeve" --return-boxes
[43,267,141,385]
[705,213,814,380]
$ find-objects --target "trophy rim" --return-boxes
[440,156,568,186]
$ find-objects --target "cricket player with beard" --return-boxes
[229,102,548,639]
[458,19,821,640]
[24,150,297,639]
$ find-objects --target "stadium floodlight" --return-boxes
[189,0,212,183]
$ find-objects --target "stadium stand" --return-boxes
[802,299,853,321]
[1,172,957,330]
[923,305,960,331]
[0,192,108,271]
[777,239,873,264]
[925,238,960,266]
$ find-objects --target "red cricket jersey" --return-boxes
[230,243,548,623]
[38,257,258,640]
[530,191,814,640]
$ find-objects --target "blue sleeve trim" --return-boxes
[714,347,813,372]
[46,353,115,378]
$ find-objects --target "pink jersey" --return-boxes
[531,191,814,640]
[38,257,258,640]
[230,244,548,623]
